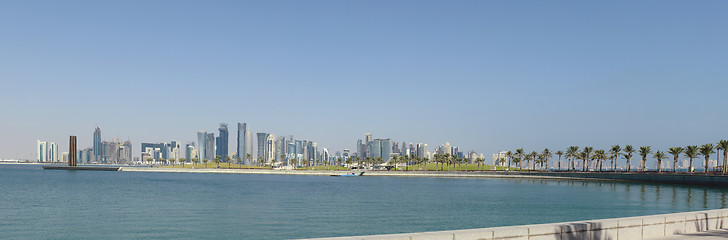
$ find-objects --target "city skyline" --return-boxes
[2,1,728,161]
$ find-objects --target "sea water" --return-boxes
[1,164,727,239]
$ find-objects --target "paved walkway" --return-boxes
[649,229,728,239]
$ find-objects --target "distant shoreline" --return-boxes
[117,167,728,187]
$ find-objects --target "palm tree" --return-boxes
[684,145,699,173]
[336,157,343,168]
[257,156,263,166]
[270,158,277,168]
[593,150,606,171]
[530,151,539,170]
[667,147,684,172]
[422,157,429,171]
[514,149,525,169]
[700,144,715,173]
[146,158,153,167]
[718,140,728,173]
[476,157,485,171]
[638,146,651,172]
[245,153,252,166]
[214,156,221,168]
[555,150,564,171]
[582,147,593,171]
[236,157,242,169]
[566,146,579,171]
[192,158,199,167]
[159,158,166,166]
[541,148,552,171]
[623,145,635,172]
[653,151,667,173]
[169,158,176,166]
[344,158,352,169]
[390,156,399,171]
[609,145,621,172]
[291,158,298,168]
[511,156,521,170]
[505,151,512,171]
[179,158,186,168]
[203,158,209,168]
[225,156,231,169]
[523,153,533,171]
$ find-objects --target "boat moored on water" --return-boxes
[330,172,364,177]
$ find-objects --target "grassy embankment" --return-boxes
[159,163,535,172]
[161,163,272,169]
[392,164,533,171]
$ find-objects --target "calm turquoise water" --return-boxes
[2,164,728,239]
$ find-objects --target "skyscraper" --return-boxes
[93,127,102,162]
[244,130,253,164]
[369,140,381,161]
[197,131,207,161]
[364,133,373,144]
[37,140,47,162]
[216,123,228,159]
[265,134,276,164]
[380,139,392,161]
[237,123,246,161]
[205,133,215,161]
[48,142,58,162]
[257,133,268,163]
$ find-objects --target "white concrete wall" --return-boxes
[303,208,728,240]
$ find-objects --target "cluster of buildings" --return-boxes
[37,127,132,164]
[36,125,485,167]
[354,133,484,164]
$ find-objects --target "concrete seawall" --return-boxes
[118,168,728,187]
[303,208,728,240]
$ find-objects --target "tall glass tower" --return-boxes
[237,123,246,161]
[197,131,207,161]
[216,123,228,159]
[93,127,102,162]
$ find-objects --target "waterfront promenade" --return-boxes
[119,167,728,187]
[301,208,728,240]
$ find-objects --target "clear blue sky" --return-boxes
[1,1,727,166]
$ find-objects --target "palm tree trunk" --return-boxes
[674,156,678,172]
[724,150,727,174]
[705,156,710,173]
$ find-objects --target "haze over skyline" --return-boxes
[2,1,727,160]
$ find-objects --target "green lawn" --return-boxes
[161,163,272,169]
[158,162,538,172]
[393,163,535,171]
[299,165,350,171]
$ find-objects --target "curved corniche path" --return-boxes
[300,208,728,240]
[118,168,728,187]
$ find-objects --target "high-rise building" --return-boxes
[275,136,285,162]
[380,139,392,161]
[37,140,47,162]
[93,127,102,162]
[216,123,228,159]
[364,133,373,145]
[48,142,58,162]
[237,123,246,162]
[265,134,276,164]
[244,130,253,164]
[257,133,268,162]
[343,149,350,161]
[369,140,381,160]
[205,133,215,161]
[197,131,207,161]
[186,143,195,162]
[141,143,165,161]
